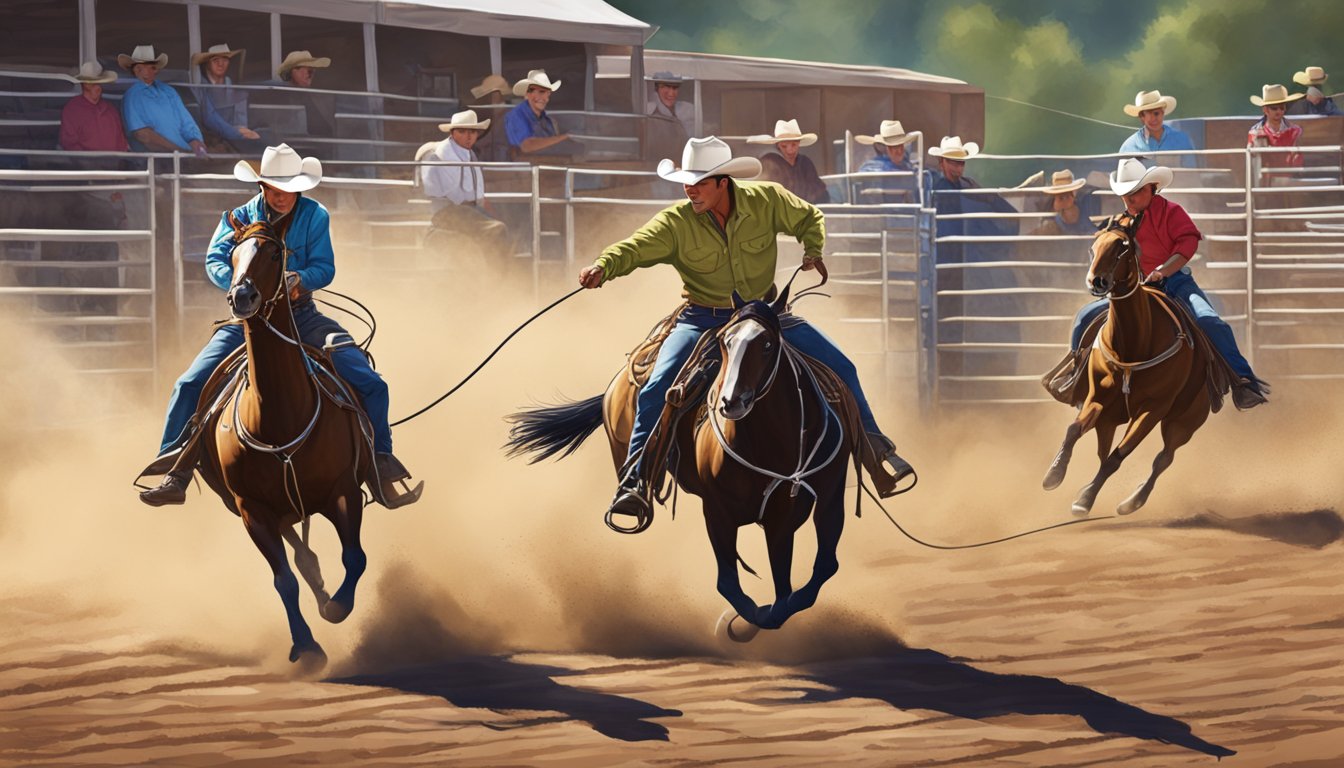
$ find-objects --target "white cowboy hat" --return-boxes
[438,109,491,132]
[469,73,509,100]
[855,119,916,147]
[117,45,168,71]
[745,118,818,146]
[512,69,561,97]
[69,61,117,84]
[1250,83,1305,106]
[646,71,688,85]
[234,144,323,193]
[277,50,330,79]
[1123,90,1178,117]
[191,43,244,67]
[657,136,762,185]
[928,135,979,159]
[1293,66,1328,87]
[1043,169,1086,195]
[1109,158,1173,196]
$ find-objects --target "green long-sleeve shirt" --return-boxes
[594,181,825,307]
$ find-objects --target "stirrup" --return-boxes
[605,488,653,534]
[371,453,424,509]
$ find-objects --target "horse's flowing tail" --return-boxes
[504,394,605,463]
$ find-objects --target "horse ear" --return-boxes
[731,290,746,310]
[771,284,790,315]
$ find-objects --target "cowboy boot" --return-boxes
[370,452,424,509]
[866,432,916,498]
[139,470,192,507]
[1231,377,1269,411]
[605,454,653,534]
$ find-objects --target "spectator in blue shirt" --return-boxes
[854,119,919,204]
[118,45,207,156]
[192,43,265,154]
[504,69,584,159]
[1289,66,1340,116]
[1118,90,1197,168]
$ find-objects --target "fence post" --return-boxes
[530,165,541,303]
[147,156,159,390]
[565,168,575,271]
[1243,146,1256,368]
[917,207,938,414]
[172,152,183,347]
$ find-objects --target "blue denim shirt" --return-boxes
[122,80,204,150]
[504,101,558,147]
[1118,125,1198,167]
[195,77,250,141]
[205,194,335,292]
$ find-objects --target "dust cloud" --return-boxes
[2,213,1341,676]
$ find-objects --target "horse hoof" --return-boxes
[289,642,327,673]
[1043,466,1065,491]
[1071,503,1091,518]
[320,599,352,624]
[714,609,761,643]
[1118,498,1144,516]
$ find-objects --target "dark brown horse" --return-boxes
[507,290,856,641]
[196,218,370,670]
[1043,213,1212,518]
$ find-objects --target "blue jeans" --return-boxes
[626,305,882,465]
[158,302,392,454]
[1070,270,1255,380]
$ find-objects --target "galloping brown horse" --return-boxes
[1043,213,1213,518]
[196,218,370,670]
[507,290,857,640]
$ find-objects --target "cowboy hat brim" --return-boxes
[118,53,168,71]
[929,142,980,159]
[191,48,244,66]
[1123,96,1177,117]
[1294,71,1328,86]
[278,56,331,78]
[234,157,323,193]
[69,70,117,84]
[745,133,818,147]
[1110,164,1173,196]
[438,118,491,132]
[1251,92,1306,106]
[1043,178,1087,194]
[513,78,561,97]
[656,156,762,185]
[855,133,916,147]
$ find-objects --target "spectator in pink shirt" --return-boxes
[59,61,129,152]
[1247,84,1304,174]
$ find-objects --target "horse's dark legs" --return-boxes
[703,507,761,626]
[759,511,800,630]
[242,507,325,669]
[786,474,845,618]
[1072,410,1161,517]
[321,488,366,624]
[1044,402,1103,491]
[280,525,331,612]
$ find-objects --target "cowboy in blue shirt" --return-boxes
[503,69,584,158]
[117,45,207,156]
[1117,90,1197,168]
[139,144,419,509]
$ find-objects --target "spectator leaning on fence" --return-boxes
[747,118,829,204]
[1248,84,1305,173]
[469,74,511,162]
[118,45,207,156]
[1118,90,1196,168]
[192,43,263,154]
[1031,170,1094,236]
[504,69,583,159]
[1289,66,1339,117]
[59,61,128,152]
[420,109,508,257]
[855,119,918,203]
[267,50,335,137]
[646,71,695,136]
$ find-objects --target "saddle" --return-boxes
[1042,288,1238,413]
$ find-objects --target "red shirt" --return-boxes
[1247,117,1303,168]
[1136,194,1201,275]
[59,94,129,152]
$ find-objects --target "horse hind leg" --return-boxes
[242,506,326,671]
[1118,399,1206,516]
[280,525,331,613]
[320,487,367,625]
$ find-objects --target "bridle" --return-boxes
[1090,216,1143,301]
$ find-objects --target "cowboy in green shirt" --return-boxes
[579,136,914,526]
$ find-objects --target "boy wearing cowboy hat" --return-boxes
[192,43,264,154]
[59,61,128,152]
[118,45,208,156]
[1248,84,1305,173]
[1068,158,1267,410]
[503,69,583,158]
[854,120,919,203]
[577,136,915,527]
[1117,90,1197,168]
[420,110,508,257]
[140,144,422,508]
[1288,66,1339,116]
[747,119,829,203]
[645,71,695,136]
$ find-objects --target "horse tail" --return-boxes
[504,394,605,463]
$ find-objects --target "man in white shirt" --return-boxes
[645,72,695,135]
[421,109,509,262]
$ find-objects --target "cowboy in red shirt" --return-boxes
[1247,84,1304,177]
[58,62,129,152]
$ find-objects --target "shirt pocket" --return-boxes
[681,242,723,274]
[738,232,775,255]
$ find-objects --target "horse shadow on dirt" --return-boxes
[1159,508,1343,549]
[793,643,1234,759]
[331,656,681,742]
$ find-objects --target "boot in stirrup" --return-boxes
[139,470,192,507]
[371,452,424,509]
[606,456,653,534]
[866,432,916,498]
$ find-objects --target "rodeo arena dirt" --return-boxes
[4,2,1344,766]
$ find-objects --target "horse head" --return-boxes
[718,288,789,420]
[1086,213,1142,299]
[226,214,287,321]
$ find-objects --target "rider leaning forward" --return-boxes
[578,136,915,525]
[139,143,419,507]
[1071,158,1269,410]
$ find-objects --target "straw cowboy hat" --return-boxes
[1109,158,1172,196]
[438,109,491,133]
[1250,84,1305,107]
[646,71,687,85]
[746,118,818,146]
[469,73,509,100]
[1042,169,1086,195]
[234,144,323,193]
[69,61,116,84]
[117,45,168,71]
[512,69,561,96]
[191,43,244,67]
[277,50,330,79]
[657,136,761,185]
[1293,66,1328,87]
[928,135,979,159]
[855,120,917,147]
[1123,90,1178,117]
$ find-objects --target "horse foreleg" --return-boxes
[1072,410,1160,518]
[279,525,331,613]
[321,487,367,624]
[703,507,761,627]
[786,475,845,619]
[759,510,800,630]
[1118,403,1204,516]
[1044,402,1103,491]
[242,508,326,670]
